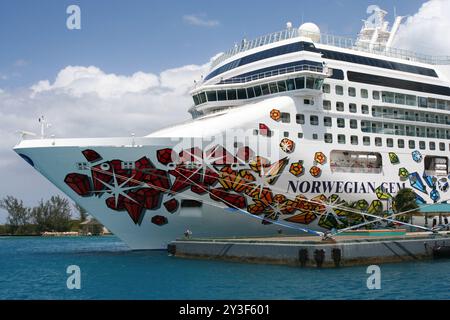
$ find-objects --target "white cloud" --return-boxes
[0,59,213,223]
[393,0,450,55]
[183,14,220,27]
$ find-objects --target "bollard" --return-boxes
[331,248,341,267]
[313,249,325,268]
[298,248,308,267]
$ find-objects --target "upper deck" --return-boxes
[210,27,450,74]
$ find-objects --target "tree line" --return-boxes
[0,195,99,236]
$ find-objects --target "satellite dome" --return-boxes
[298,22,321,42]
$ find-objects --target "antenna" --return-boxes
[38,116,52,139]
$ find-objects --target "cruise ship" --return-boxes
[14,7,450,249]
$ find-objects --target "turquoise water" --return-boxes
[0,236,449,300]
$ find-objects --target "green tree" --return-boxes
[0,196,32,235]
[393,188,419,222]
[74,203,88,222]
[32,196,73,233]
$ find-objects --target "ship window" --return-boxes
[199,92,207,104]
[419,141,426,150]
[254,86,262,97]
[338,135,346,144]
[375,137,382,146]
[296,114,305,124]
[295,77,305,89]
[330,150,382,174]
[281,112,290,123]
[361,89,368,99]
[207,91,217,102]
[237,89,247,100]
[298,133,303,138]
[324,117,332,127]
[306,77,315,89]
[373,91,380,100]
[430,142,436,150]
[363,136,370,146]
[261,84,270,95]
[227,89,237,100]
[284,132,289,137]
[253,129,259,136]
[440,142,445,151]
[312,134,318,140]
[406,95,417,106]
[181,200,203,208]
[336,85,343,95]
[348,87,356,97]
[349,103,357,113]
[382,91,395,104]
[419,97,427,108]
[269,82,278,94]
[277,81,286,92]
[246,87,255,99]
[323,100,331,110]
[310,116,319,126]
[425,156,448,176]
[325,133,333,143]
[304,99,311,105]
[337,118,345,128]
[362,105,369,114]
[409,140,416,149]
[395,93,406,105]
[387,138,394,148]
[193,95,200,105]
[336,102,344,111]
[428,98,436,109]
[218,90,227,101]
[323,84,330,93]
[398,139,405,149]
[350,119,358,129]
[351,136,358,145]
[286,79,295,91]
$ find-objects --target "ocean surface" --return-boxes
[0,236,449,300]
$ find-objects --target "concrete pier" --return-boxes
[169,231,450,268]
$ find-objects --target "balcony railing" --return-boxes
[218,64,327,84]
[210,27,450,70]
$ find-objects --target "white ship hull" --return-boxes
[14,97,441,249]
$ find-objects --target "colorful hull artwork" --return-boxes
[62,146,444,233]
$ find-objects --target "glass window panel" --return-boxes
[193,95,200,105]
[323,100,331,110]
[246,87,255,99]
[227,89,237,100]
[348,87,356,97]
[269,82,278,94]
[336,85,343,95]
[237,89,247,100]
[295,77,305,89]
[306,77,315,89]
[277,81,286,92]
[199,92,207,104]
[254,86,262,97]
[286,79,295,91]
[218,90,227,101]
[261,84,270,95]
[296,114,305,124]
[361,89,368,98]
[206,91,217,102]
[324,117,332,127]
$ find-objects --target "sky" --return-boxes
[0,0,449,222]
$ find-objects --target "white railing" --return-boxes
[218,64,326,84]
[210,28,450,70]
